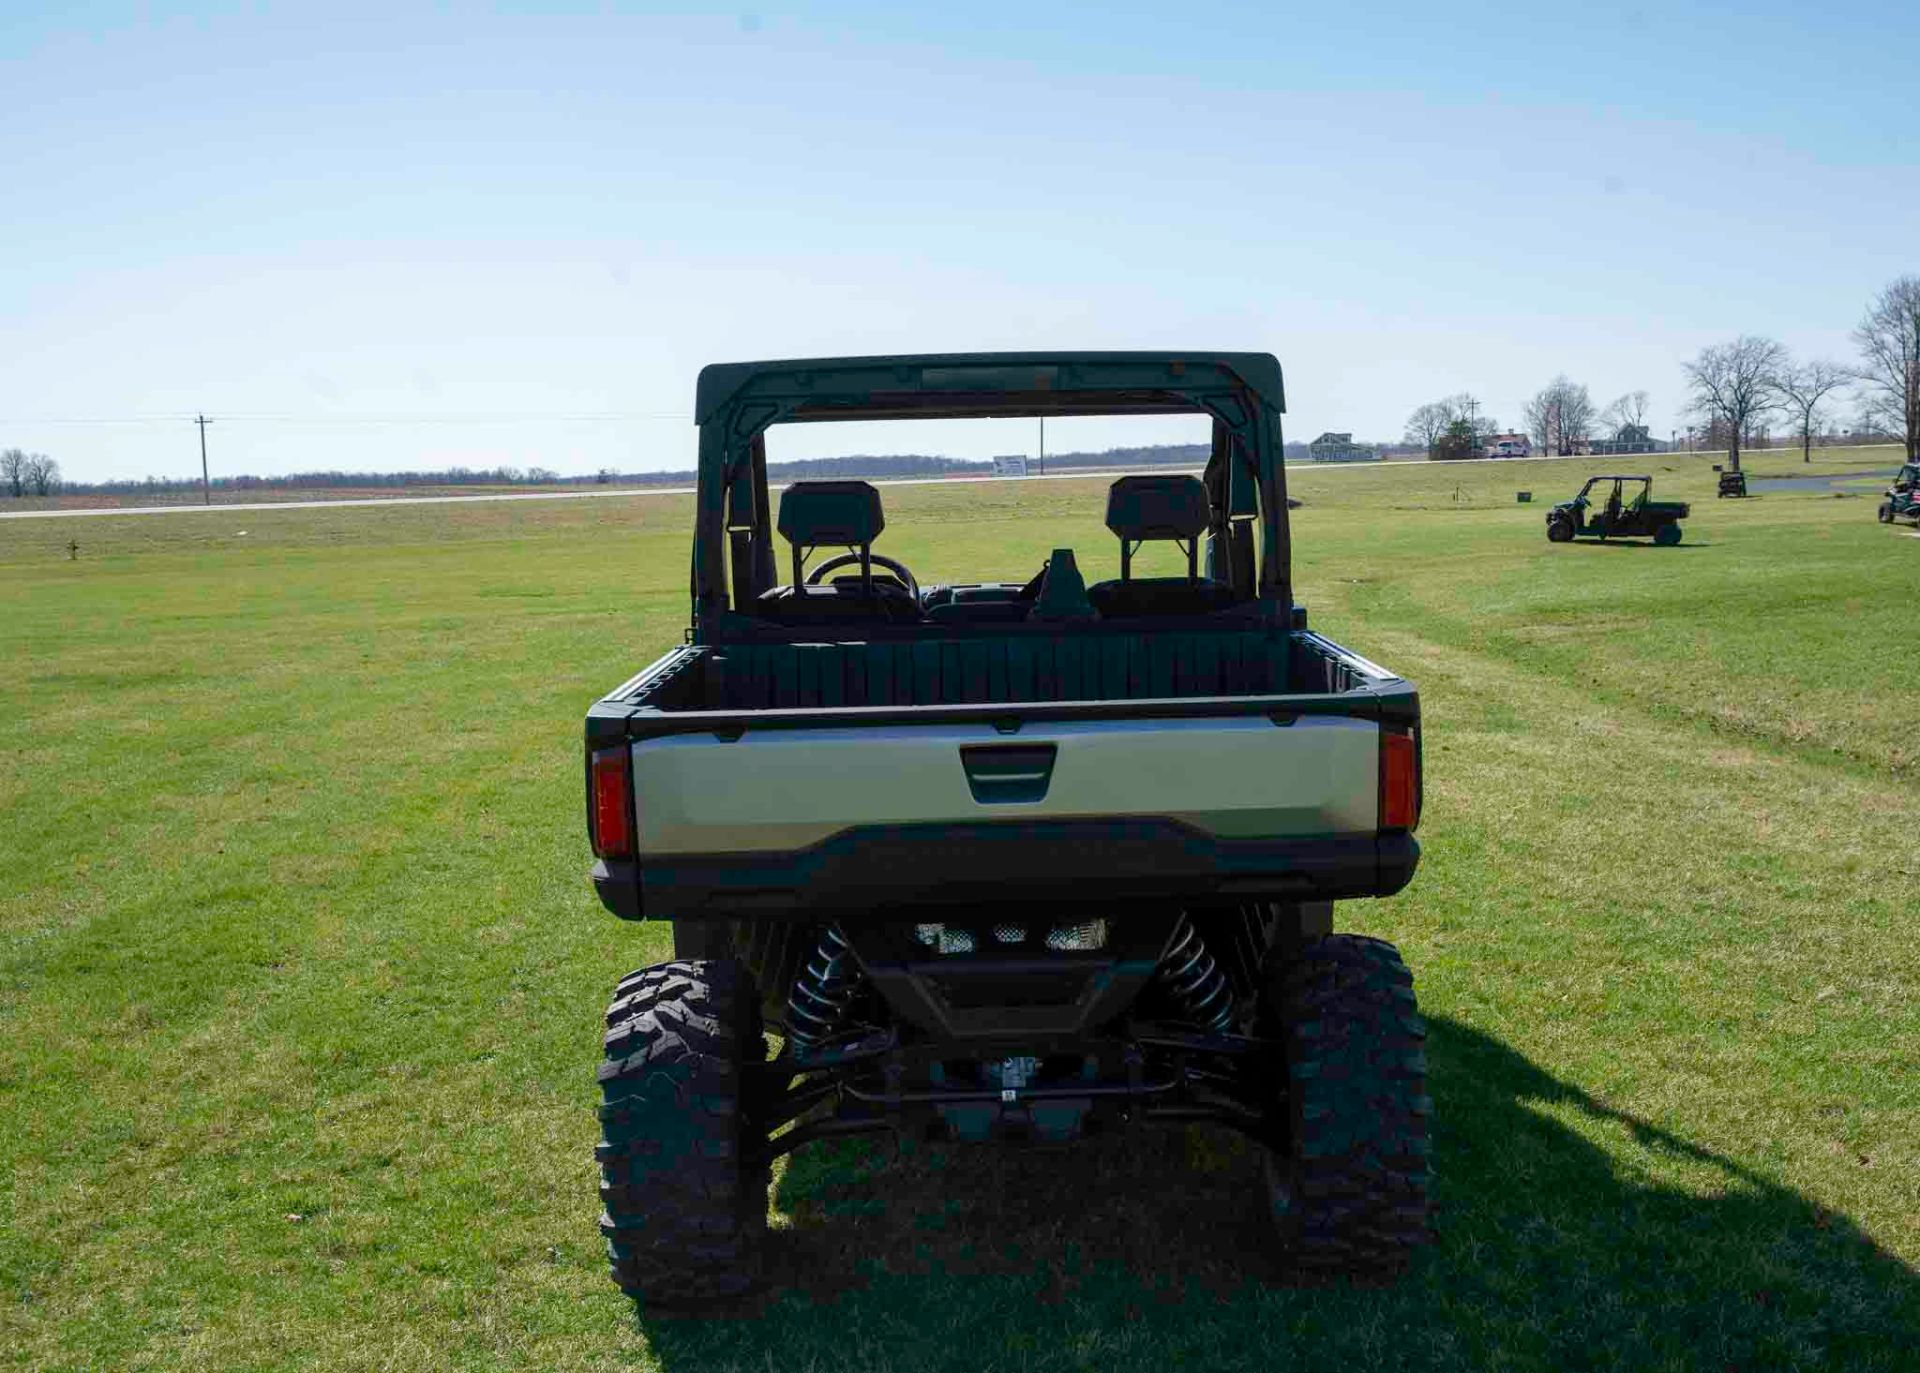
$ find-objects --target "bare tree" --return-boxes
[1403,403,1451,456]
[1523,375,1596,455]
[1852,393,1904,443]
[1559,383,1594,453]
[1523,391,1556,454]
[1405,395,1480,457]
[1,448,26,498]
[1598,390,1651,438]
[1774,360,1851,464]
[23,454,60,496]
[1851,275,1920,460]
[1843,399,1904,443]
[1683,336,1786,473]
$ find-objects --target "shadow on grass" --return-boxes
[640,1017,1920,1371]
[1569,539,1715,550]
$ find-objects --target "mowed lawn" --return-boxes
[3,449,1917,1371]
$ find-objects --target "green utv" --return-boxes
[1546,474,1689,545]
[1877,463,1920,525]
[583,353,1430,1309]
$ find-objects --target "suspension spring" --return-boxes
[786,924,861,1053]
[1157,914,1234,1033]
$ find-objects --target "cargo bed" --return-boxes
[586,629,1419,920]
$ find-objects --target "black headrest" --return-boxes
[1105,474,1208,542]
[777,480,885,548]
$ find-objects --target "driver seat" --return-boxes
[755,480,917,625]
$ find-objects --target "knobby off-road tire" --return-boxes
[1654,523,1682,547]
[1263,934,1432,1282]
[597,959,767,1311]
[1879,502,1894,524]
[1546,517,1574,543]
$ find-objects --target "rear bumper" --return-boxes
[590,820,1417,921]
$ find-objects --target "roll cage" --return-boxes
[1574,478,1651,510]
[686,353,1294,642]
[1573,475,1653,512]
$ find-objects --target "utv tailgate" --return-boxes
[594,712,1416,918]
[636,715,1374,851]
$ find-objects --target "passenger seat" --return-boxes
[1086,474,1239,618]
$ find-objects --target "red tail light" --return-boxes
[1380,727,1419,832]
[590,746,634,860]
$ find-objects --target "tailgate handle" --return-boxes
[960,743,1057,804]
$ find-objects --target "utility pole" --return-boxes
[1037,416,1045,476]
[194,414,214,504]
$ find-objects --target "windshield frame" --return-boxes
[688,354,1293,641]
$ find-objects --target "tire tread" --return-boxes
[596,958,766,1310]
[1267,934,1433,1281]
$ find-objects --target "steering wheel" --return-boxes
[806,552,921,601]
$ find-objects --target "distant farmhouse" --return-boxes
[992,454,1029,477]
[1591,424,1659,456]
[1306,431,1378,462]
[1484,432,1532,458]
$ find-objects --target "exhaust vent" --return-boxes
[911,920,1109,955]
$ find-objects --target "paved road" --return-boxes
[0,484,699,520]
[0,448,1631,521]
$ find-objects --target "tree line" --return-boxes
[0,444,1237,500]
[2,450,61,496]
[1401,273,1919,470]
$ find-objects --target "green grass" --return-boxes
[2,446,1917,1370]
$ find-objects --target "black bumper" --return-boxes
[591,819,1418,922]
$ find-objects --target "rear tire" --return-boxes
[1654,524,1682,546]
[1262,935,1431,1281]
[597,959,767,1310]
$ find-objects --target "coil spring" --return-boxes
[786,924,860,1052]
[1157,914,1234,1032]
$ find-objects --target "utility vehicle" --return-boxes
[1546,474,1688,544]
[583,353,1430,1309]
[1877,463,1920,525]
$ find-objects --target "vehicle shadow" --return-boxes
[637,1016,1920,1371]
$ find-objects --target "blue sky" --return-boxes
[2,2,1915,481]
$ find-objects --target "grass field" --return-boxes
[3,445,1917,1371]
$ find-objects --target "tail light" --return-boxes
[1379,726,1419,832]
[589,746,635,860]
